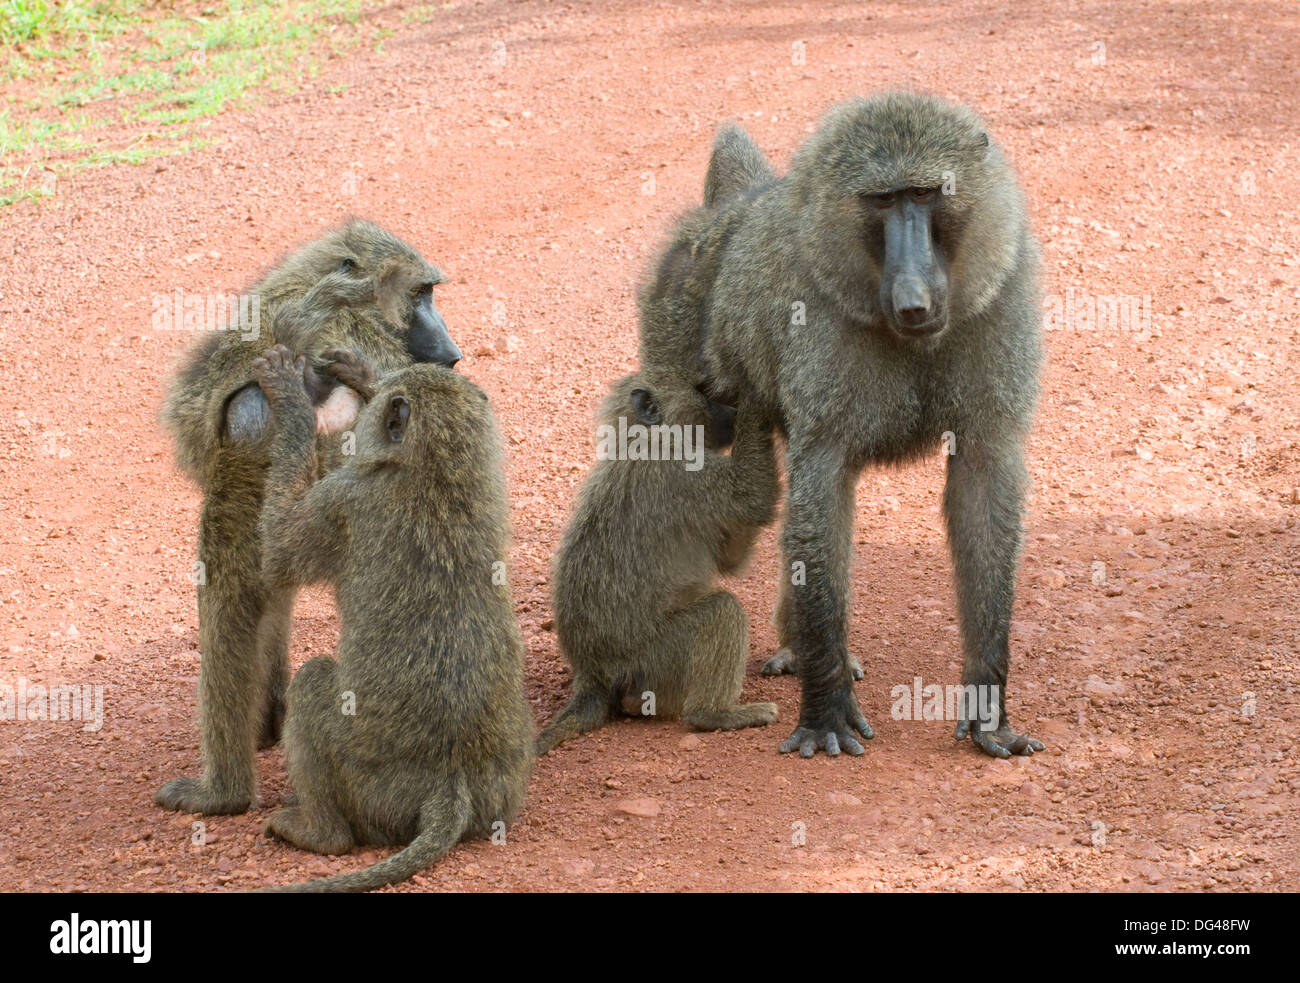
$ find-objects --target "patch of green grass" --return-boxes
[1,1,387,206]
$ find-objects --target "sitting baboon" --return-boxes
[251,346,531,893]
[649,93,1046,758]
[536,376,779,755]
[156,219,463,816]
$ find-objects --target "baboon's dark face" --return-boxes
[372,261,462,369]
[794,93,997,341]
[325,221,462,368]
[864,185,950,339]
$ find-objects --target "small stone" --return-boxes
[1083,676,1119,698]
[614,798,660,818]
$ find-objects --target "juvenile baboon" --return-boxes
[652,93,1045,758]
[251,347,531,893]
[156,220,463,816]
[536,376,779,755]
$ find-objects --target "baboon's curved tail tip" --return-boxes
[535,688,612,756]
[703,122,776,209]
[258,791,470,894]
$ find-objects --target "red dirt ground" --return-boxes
[1,0,1297,892]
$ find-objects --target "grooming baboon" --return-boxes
[155,220,463,816]
[650,93,1045,758]
[251,346,531,892]
[536,376,779,755]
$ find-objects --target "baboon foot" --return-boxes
[760,647,797,676]
[264,806,353,856]
[779,686,874,758]
[955,719,1045,758]
[154,776,253,816]
[687,701,779,731]
[257,697,285,750]
[761,647,864,681]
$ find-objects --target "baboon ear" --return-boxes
[975,132,990,155]
[385,395,411,443]
[630,387,662,426]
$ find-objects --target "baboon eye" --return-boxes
[338,257,358,273]
[910,187,937,203]
[866,191,895,208]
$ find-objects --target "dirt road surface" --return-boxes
[1,0,1297,891]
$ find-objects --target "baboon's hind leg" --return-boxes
[267,656,353,854]
[535,682,613,755]
[156,446,269,815]
[666,590,778,731]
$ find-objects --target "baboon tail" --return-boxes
[535,686,612,755]
[265,785,471,894]
[703,122,776,209]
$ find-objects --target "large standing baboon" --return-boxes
[648,93,1045,758]
[536,376,779,754]
[156,220,462,815]
[252,347,531,892]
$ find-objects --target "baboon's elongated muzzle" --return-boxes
[879,197,949,339]
[408,293,463,368]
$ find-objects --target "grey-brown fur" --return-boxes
[251,348,531,892]
[640,93,1045,758]
[536,377,780,754]
[155,219,461,816]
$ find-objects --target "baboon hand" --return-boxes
[779,685,874,758]
[252,344,310,412]
[955,718,1045,758]
[317,348,377,401]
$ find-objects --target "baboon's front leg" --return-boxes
[943,438,1044,757]
[778,444,873,757]
[762,574,863,680]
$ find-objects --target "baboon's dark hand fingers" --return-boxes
[836,732,866,755]
[778,724,866,758]
[779,727,817,756]
[848,705,874,741]
[954,719,972,740]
